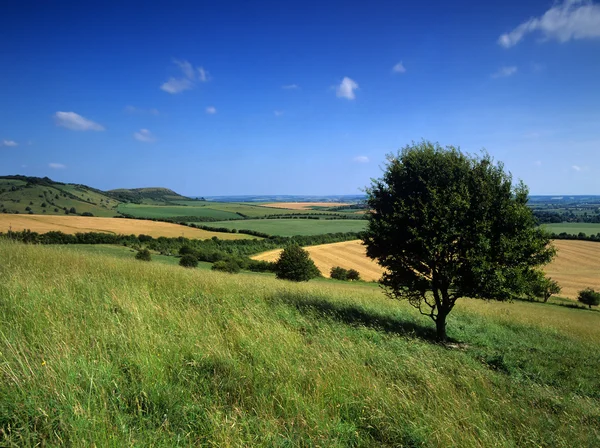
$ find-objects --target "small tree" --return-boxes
[69,207,77,214]
[330,266,349,280]
[531,275,561,303]
[135,248,152,262]
[363,141,556,341]
[347,269,361,281]
[179,254,198,268]
[275,245,320,282]
[577,288,600,309]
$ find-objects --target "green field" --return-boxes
[209,218,368,236]
[544,222,600,236]
[1,240,599,446]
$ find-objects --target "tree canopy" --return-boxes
[363,141,556,341]
[275,245,320,282]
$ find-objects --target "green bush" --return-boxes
[135,248,152,262]
[179,254,198,268]
[275,245,320,282]
[347,269,361,281]
[330,266,349,280]
[212,260,241,273]
[577,288,600,309]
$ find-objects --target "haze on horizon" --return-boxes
[1,0,599,196]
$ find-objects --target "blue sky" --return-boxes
[1,0,599,195]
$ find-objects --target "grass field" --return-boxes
[544,222,600,236]
[0,240,599,446]
[261,202,350,210]
[118,203,243,220]
[254,239,600,298]
[208,219,368,236]
[0,215,254,240]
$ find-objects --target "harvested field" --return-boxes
[545,240,600,299]
[0,214,254,240]
[261,202,350,210]
[254,239,600,298]
[253,239,384,281]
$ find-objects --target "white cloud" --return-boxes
[206,106,217,114]
[2,140,18,147]
[572,164,583,171]
[491,66,518,78]
[49,163,66,169]
[392,62,406,73]
[133,129,156,143]
[353,156,369,163]
[282,84,299,89]
[499,0,600,48]
[125,105,159,115]
[274,110,284,116]
[336,77,359,100]
[160,77,194,94]
[161,59,210,94]
[54,111,105,131]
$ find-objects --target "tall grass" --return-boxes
[0,241,599,446]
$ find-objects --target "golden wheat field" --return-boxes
[545,239,600,298]
[0,214,254,240]
[254,239,600,298]
[261,202,350,210]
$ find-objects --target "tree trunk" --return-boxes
[435,313,447,342]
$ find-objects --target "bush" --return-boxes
[275,245,320,282]
[179,254,198,268]
[347,269,361,281]
[81,212,94,217]
[212,260,241,273]
[330,266,349,280]
[69,207,77,214]
[577,288,600,309]
[135,248,152,262]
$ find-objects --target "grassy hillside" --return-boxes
[209,218,368,236]
[107,187,192,204]
[0,177,120,217]
[1,241,598,446]
[544,222,600,236]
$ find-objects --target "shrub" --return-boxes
[212,260,241,274]
[69,207,77,214]
[577,288,600,309]
[179,254,198,268]
[81,212,94,217]
[135,248,152,262]
[347,269,361,281]
[330,266,349,280]
[275,245,320,282]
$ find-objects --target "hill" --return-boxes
[0,176,194,217]
[0,241,598,446]
[107,187,193,204]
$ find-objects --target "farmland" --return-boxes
[254,239,600,298]
[0,215,254,240]
[261,202,351,210]
[544,222,600,236]
[1,240,598,446]
[209,218,368,236]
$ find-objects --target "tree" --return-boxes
[135,248,152,262]
[69,207,77,214]
[347,269,361,281]
[577,288,600,309]
[179,254,198,268]
[275,244,320,282]
[363,141,556,341]
[531,275,561,303]
[330,266,349,280]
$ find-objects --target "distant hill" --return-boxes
[0,176,192,217]
[107,187,192,204]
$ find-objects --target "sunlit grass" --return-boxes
[1,241,599,446]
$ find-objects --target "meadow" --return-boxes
[0,215,254,240]
[544,222,600,236]
[0,240,598,446]
[208,218,368,236]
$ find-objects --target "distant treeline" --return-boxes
[534,210,600,224]
[550,232,600,243]
[0,229,362,258]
